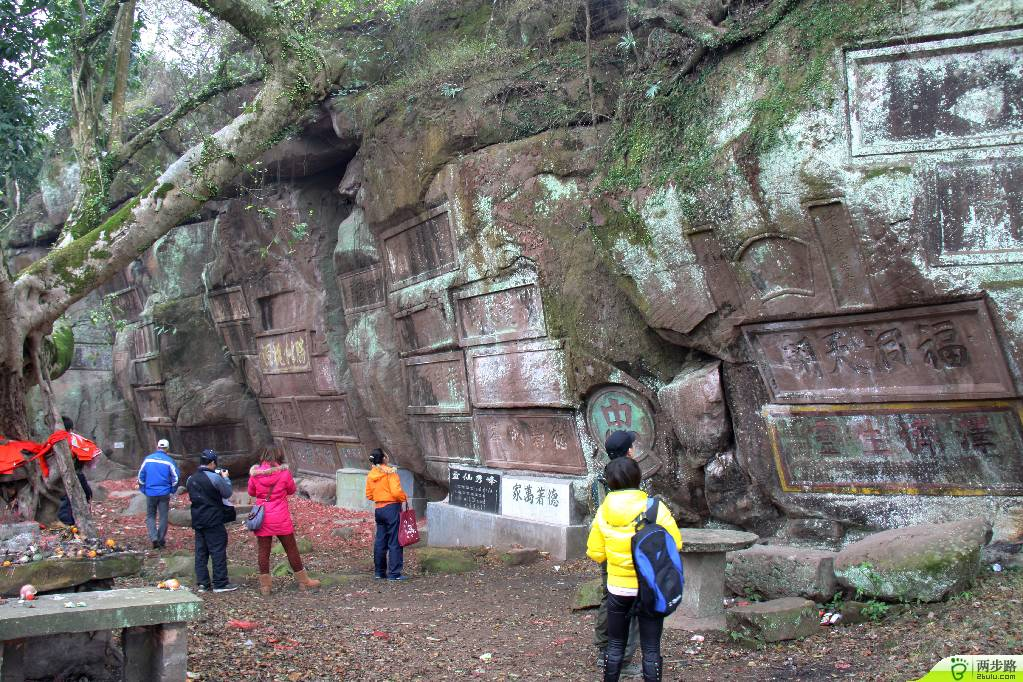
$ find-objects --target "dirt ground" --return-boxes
[90,481,1022,681]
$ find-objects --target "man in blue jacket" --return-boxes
[137,439,180,549]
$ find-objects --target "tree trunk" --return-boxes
[108,0,137,150]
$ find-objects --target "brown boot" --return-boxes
[258,573,272,597]
[295,569,320,591]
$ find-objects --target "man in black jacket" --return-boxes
[186,450,238,593]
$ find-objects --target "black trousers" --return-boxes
[605,592,664,681]
[194,524,229,588]
[373,503,403,579]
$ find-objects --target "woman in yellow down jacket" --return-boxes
[587,457,682,682]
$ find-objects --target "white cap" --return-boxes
[157,439,170,450]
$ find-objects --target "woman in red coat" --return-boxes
[248,447,320,596]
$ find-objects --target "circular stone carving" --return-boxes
[586,385,658,474]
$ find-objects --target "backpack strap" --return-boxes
[634,496,658,529]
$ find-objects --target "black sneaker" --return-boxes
[387,575,409,581]
[374,575,386,580]
[158,540,166,549]
[212,583,240,593]
[195,584,210,592]
[151,541,159,549]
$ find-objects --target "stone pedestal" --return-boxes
[335,468,374,512]
[426,501,587,561]
[665,528,758,631]
[397,468,428,517]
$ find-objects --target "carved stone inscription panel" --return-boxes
[296,396,357,441]
[467,341,572,409]
[410,416,478,464]
[337,265,386,315]
[404,351,470,415]
[586,385,659,476]
[744,300,1015,403]
[396,302,457,355]
[455,283,547,347]
[282,438,342,478]
[807,201,874,308]
[135,387,169,423]
[260,398,303,438]
[208,286,250,323]
[312,355,339,394]
[220,320,255,355]
[448,466,501,513]
[766,401,1023,495]
[382,205,457,291]
[847,29,1023,155]
[256,330,311,375]
[475,410,586,475]
[923,158,1023,266]
[179,423,250,455]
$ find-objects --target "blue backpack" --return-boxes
[631,497,684,617]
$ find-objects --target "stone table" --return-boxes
[665,528,758,631]
[0,552,144,597]
[0,586,201,681]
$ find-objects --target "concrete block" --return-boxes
[426,501,587,561]
[726,544,837,601]
[335,468,374,512]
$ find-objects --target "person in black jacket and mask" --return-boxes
[186,450,238,593]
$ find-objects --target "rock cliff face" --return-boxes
[22,0,1023,545]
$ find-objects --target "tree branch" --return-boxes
[186,0,282,62]
[75,0,127,49]
[108,68,264,174]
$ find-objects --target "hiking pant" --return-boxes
[194,524,229,589]
[256,533,304,574]
[373,502,403,579]
[146,494,170,543]
[605,593,664,682]
[594,562,639,661]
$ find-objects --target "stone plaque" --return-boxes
[254,291,300,332]
[260,398,303,438]
[178,423,249,455]
[743,300,1015,403]
[501,476,571,525]
[337,445,366,469]
[256,329,311,375]
[133,323,157,359]
[312,355,339,395]
[448,466,501,514]
[586,385,657,461]
[736,234,814,301]
[134,386,169,423]
[337,265,385,315]
[765,401,1023,495]
[688,228,744,313]
[807,201,874,308]
[922,158,1023,266]
[404,351,470,415]
[846,29,1023,156]
[208,286,250,323]
[219,320,255,355]
[283,438,343,478]
[455,283,547,347]
[109,287,143,322]
[381,205,457,291]
[296,396,357,441]
[131,356,162,386]
[410,416,478,464]
[395,301,457,355]
[466,340,572,409]
[475,410,586,475]
[70,343,113,371]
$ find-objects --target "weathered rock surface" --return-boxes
[572,577,604,611]
[500,547,540,566]
[167,508,192,527]
[725,598,819,643]
[415,547,477,575]
[834,518,993,603]
[0,552,143,596]
[726,545,837,602]
[121,493,148,517]
[297,476,337,506]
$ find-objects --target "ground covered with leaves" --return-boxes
[90,480,1021,681]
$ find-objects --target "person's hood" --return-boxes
[601,489,650,527]
[367,464,396,482]
[250,463,288,477]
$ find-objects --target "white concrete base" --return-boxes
[426,501,588,561]
[335,468,374,512]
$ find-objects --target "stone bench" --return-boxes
[665,528,759,631]
[0,587,201,681]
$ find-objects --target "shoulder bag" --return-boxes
[246,481,276,532]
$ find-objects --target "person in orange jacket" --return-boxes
[365,448,408,581]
